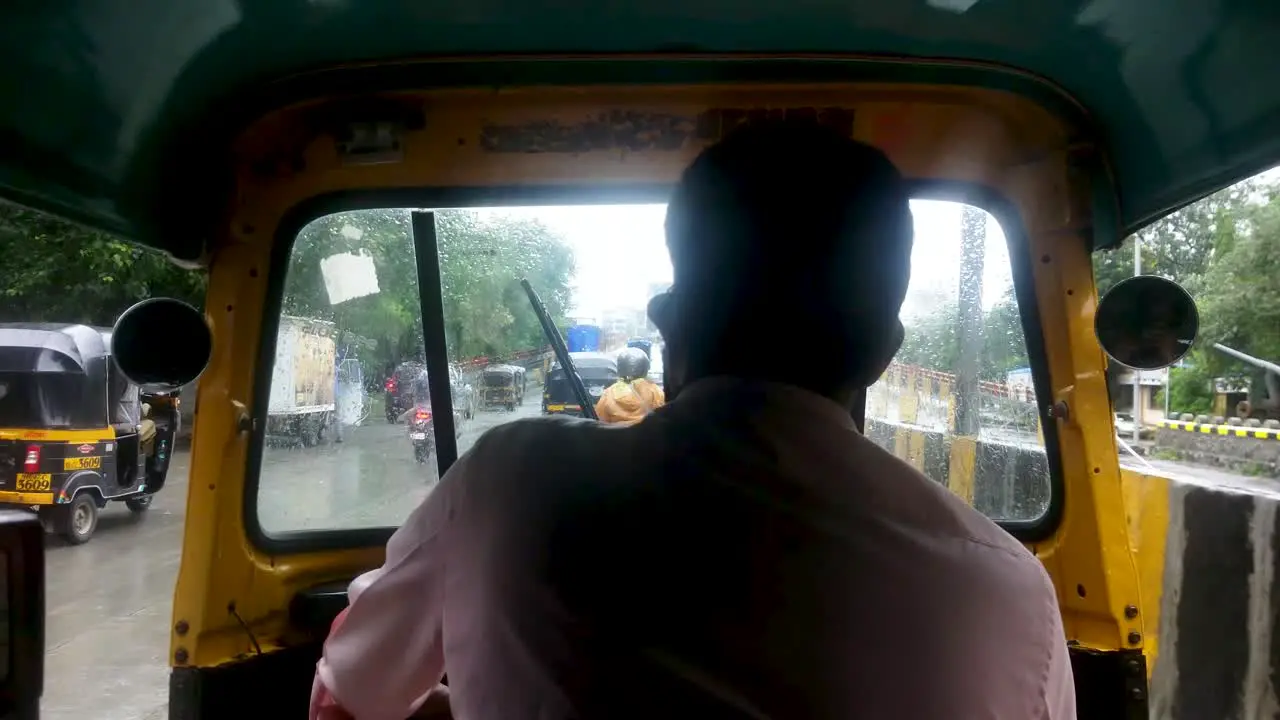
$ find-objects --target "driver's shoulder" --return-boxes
[464,414,626,467]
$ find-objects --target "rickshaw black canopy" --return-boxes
[0,324,124,429]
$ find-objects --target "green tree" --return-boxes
[0,200,205,323]
[898,292,1030,383]
[898,304,958,372]
[1092,179,1268,296]
[980,288,1030,381]
[283,209,575,373]
[1196,196,1280,374]
[1165,361,1214,416]
[1090,176,1279,413]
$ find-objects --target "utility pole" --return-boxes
[955,206,986,436]
[1132,237,1143,443]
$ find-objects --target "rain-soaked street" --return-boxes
[41,388,545,720]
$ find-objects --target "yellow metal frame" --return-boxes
[171,78,1145,668]
[0,428,114,442]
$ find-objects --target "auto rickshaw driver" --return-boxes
[594,347,665,424]
[139,403,157,455]
[310,122,1074,720]
[115,382,157,458]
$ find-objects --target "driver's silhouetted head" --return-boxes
[650,120,914,406]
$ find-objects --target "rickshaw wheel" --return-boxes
[125,494,153,513]
[56,494,98,545]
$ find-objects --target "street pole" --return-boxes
[1132,237,1142,443]
[1164,364,1171,420]
[955,206,986,438]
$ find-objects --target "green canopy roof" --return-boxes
[2,0,1277,260]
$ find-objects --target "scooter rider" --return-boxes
[595,346,665,425]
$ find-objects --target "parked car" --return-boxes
[385,361,477,423]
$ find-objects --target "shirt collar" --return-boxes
[673,376,858,431]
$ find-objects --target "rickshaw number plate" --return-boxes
[15,474,51,491]
[589,387,604,397]
[63,456,102,471]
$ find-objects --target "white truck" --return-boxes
[267,315,337,446]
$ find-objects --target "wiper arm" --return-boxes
[519,279,599,421]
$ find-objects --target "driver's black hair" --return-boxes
[661,121,914,394]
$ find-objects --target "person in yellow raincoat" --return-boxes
[594,347,665,425]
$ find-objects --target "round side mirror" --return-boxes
[1095,275,1199,371]
[112,298,212,390]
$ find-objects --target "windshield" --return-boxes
[0,372,99,428]
[257,201,1058,534]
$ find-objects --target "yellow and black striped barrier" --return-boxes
[1156,419,1280,440]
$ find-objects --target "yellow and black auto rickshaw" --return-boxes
[0,323,182,544]
[480,364,524,411]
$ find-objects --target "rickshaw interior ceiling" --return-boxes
[2,0,1279,260]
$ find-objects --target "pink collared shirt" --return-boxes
[312,377,1076,720]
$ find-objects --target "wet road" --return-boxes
[42,389,545,720]
[1122,456,1280,498]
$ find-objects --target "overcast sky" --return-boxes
[472,163,1280,325]
[479,201,1013,324]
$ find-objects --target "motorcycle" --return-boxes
[407,405,435,463]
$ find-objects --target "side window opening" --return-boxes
[866,201,1051,524]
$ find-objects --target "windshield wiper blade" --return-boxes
[519,279,598,421]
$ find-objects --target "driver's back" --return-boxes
[436,377,1074,719]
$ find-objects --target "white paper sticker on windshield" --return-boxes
[320,251,380,306]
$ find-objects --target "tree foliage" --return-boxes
[897,286,1029,383]
[1091,179,1268,296]
[1197,199,1280,365]
[0,201,205,323]
[5,175,1278,423]
[0,203,574,381]
[1089,176,1280,415]
[283,209,574,374]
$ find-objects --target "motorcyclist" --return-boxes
[397,370,432,423]
[594,346,665,424]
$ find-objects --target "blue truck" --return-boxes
[626,337,653,358]
[565,324,602,353]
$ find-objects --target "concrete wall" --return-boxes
[863,418,1050,523]
[1118,468,1280,719]
[1155,420,1280,479]
[868,417,1280,719]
